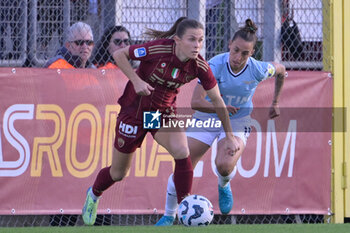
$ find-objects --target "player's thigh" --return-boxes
[187,137,210,168]
[215,116,251,170]
[154,125,189,159]
[110,147,134,181]
[216,136,245,175]
[186,120,220,166]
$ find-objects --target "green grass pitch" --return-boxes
[1,224,350,233]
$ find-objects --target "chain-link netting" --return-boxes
[0,0,329,70]
[0,0,331,227]
[0,214,329,227]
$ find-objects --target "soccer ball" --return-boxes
[177,194,214,226]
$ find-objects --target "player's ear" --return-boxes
[250,49,255,56]
[173,35,181,44]
[228,39,233,48]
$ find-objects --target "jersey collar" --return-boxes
[226,55,249,77]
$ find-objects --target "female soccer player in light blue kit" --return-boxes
[156,18,286,226]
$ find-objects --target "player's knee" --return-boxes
[216,163,232,177]
[171,146,189,159]
[110,170,127,182]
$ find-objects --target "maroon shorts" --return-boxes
[114,112,158,153]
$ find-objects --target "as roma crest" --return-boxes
[117,138,125,148]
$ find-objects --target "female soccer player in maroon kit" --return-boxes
[82,17,240,225]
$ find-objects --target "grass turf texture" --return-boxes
[1,224,350,233]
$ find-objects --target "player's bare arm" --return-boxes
[205,84,240,154]
[191,83,239,115]
[269,62,286,119]
[113,47,154,96]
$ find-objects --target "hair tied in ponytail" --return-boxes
[248,26,256,32]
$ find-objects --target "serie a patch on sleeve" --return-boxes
[134,47,146,58]
[267,63,276,78]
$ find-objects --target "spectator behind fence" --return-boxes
[281,18,304,60]
[92,25,132,69]
[45,21,96,69]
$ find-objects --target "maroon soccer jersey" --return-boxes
[118,39,217,120]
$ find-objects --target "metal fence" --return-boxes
[0,0,328,70]
[0,213,328,227]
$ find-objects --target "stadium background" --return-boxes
[0,0,349,226]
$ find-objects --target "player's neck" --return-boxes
[231,60,248,73]
[175,46,189,62]
[231,65,244,73]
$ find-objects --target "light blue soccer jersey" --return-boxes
[193,52,276,120]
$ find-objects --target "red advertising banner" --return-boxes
[0,68,331,215]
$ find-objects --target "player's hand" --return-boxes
[133,79,155,96]
[225,135,240,157]
[226,105,240,117]
[269,103,280,119]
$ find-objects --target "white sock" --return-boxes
[89,188,100,201]
[163,174,178,217]
[215,166,236,188]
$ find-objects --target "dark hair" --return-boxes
[144,17,204,39]
[91,25,131,65]
[232,19,258,45]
